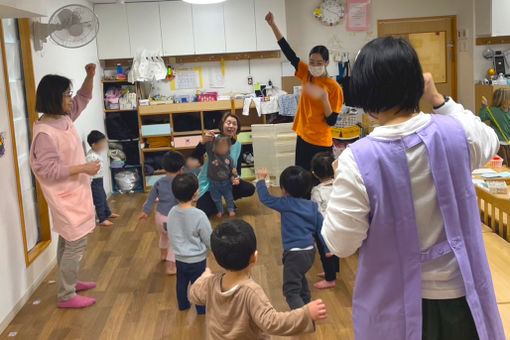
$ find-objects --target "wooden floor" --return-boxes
[2,190,509,340]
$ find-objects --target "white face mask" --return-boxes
[309,65,325,77]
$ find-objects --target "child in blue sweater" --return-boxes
[256,166,329,310]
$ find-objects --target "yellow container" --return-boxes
[331,125,361,140]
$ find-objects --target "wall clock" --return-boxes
[314,0,345,26]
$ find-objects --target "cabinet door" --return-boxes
[159,2,194,56]
[224,0,256,53]
[126,2,162,56]
[491,0,510,36]
[192,4,226,54]
[254,0,286,51]
[94,4,131,59]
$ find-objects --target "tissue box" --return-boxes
[173,135,202,148]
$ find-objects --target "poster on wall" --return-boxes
[346,0,370,31]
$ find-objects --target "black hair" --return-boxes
[36,75,72,115]
[87,130,106,147]
[349,36,424,114]
[162,151,185,173]
[219,112,241,135]
[279,166,313,198]
[311,151,335,180]
[211,219,257,271]
[172,173,198,202]
[309,45,329,62]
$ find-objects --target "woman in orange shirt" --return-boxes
[266,12,343,170]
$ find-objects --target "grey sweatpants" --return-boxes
[57,235,88,302]
[282,248,316,310]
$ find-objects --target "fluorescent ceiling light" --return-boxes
[182,0,227,4]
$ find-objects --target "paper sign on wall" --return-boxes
[171,68,203,90]
[346,0,370,32]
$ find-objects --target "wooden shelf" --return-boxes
[138,100,233,115]
[174,146,197,151]
[142,147,172,152]
[173,131,203,136]
[241,142,252,145]
[241,163,254,168]
[102,79,133,84]
[105,109,137,113]
[233,98,256,109]
[476,35,510,46]
[153,170,166,175]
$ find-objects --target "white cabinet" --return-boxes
[94,3,131,59]
[223,0,257,53]
[254,0,286,51]
[126,2,162,56]
[159,2,195,56]
[192,4,226,54]
[476,0,510,37]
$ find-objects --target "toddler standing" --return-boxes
[256,166,328,309]
[168,173,212,314]
[206,134,239,218]
[189,219,327,340]
[310,151,339,289]
[479,88,510,166]
[139,151,185,275]
[86,130,119,227]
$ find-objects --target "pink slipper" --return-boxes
[313,280,336,290]
[58,295,96,309]
[76,281,97,292]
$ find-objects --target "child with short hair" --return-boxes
[189,219,327,340]
[168,173,212,314]
[479,88,510,166]
[256,166,328,310]
[206,134,239,218]
[310,151,339,289]
[322,36,505,339]
[139,151,185,275]
[86,130,119,227]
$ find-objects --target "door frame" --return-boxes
[377,16,458,101]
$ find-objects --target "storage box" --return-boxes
[173,135,203,148]
[331,125,362,140]
[141,123,172,136]
[237,131,252,144]
[146,174,165,187]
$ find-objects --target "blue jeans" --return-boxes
[91,178,111,223]
[209,179,234,214]
[176,260,206,314]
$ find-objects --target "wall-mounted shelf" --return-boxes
[105,109,137,113]
[476,35,510,45]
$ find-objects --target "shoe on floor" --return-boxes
[75,281,97,292]
[57,295,96,309]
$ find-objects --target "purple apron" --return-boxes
[349,114,505,340]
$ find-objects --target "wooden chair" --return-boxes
[475,186,510,241]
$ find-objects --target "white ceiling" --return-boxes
[89,0,178,3]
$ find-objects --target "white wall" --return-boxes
[0,0,107,332]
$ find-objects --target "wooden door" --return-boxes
[160,1,195,56]
[224,0,257,53]
[94,3,131,59]
[378,16,457,113]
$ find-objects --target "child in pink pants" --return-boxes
[139,151,185,275]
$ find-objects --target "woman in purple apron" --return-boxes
[321,37,505,340]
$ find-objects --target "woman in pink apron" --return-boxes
[30,63,100,309]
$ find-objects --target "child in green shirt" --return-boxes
[479,88,510,165]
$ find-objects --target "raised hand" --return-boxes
[265,12,275,26]
[85,63,96,78]
[421,73,444,108]
[257,168,268,181]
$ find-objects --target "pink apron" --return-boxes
[30,116,95,241]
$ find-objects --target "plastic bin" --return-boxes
[141,123,171,136]
[488,156,504,169]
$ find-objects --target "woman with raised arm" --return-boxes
[30,63,99,309]
[265,12,343,170]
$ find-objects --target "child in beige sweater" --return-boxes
[189,219,327,340]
